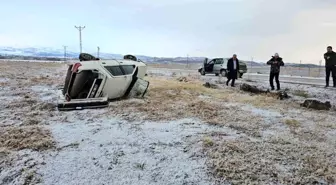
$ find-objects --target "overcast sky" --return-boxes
[0,0,335,63]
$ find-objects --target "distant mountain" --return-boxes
[0,46,127,60]
[0,46,206,63]
[0,46,320,67]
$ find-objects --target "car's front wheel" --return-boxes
[220,69,227,77]
[200,69,205,75]
[239,72,243,78]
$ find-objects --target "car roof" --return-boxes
[208,57,229,61]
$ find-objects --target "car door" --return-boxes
[205,59,215,73]
[101,65,134,99]
[213,58,224,73]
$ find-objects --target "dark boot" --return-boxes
[231,79,235,87]
[226,78,231,86]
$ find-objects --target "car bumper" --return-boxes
[239,70,247,73]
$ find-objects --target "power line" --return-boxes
[63,45,67,61]
[74,26,85,53]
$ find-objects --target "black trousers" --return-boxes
[270,72,280,90]
[325,66,336,87]
[226,70,237,86]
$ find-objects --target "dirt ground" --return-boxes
[0,61,335,185]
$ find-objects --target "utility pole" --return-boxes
[63,45,67,61]
[74,26,85,53]
[97,46,100,58]
[187,54,189,68]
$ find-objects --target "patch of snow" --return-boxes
[30,85,59,102]
[0,150,44,185]
[242,105,282,123]
[31,86,51,93]
[0,77,9,82]
[38,118,238,185]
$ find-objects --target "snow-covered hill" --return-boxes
[0,46,209,63]
[0,46,302,66]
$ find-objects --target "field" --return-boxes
[0,60,335,185]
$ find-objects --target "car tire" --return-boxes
[215,73,219,76]
[239,73,243,78]
[220,69,227,77]
[201,69,205,75]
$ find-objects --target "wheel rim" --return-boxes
[221,71,226,77]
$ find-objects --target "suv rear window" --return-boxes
[104,66,124,76]
[121,65,135,75]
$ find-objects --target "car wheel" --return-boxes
[239,73,243,78]
[201,69,205,75]
[220,70,227,77]
[215,73,219,76]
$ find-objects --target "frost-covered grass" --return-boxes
[0,61,335,185]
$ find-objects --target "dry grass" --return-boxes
[206,136,336,185]
[30,75,50,83]
[284,119,301,127]
[203,137,214,147]
[108,77,270,125]
[0,81,9,86]
[0,126,55,151]
[292,90,310,98]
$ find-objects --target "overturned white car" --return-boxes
[57,53,149,111]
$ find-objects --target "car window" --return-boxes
[104,66,124,76]
[208,60,215,64]
[120,65,135,75]
[214,59,223,64]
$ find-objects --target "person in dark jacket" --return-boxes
[323,46,336,87]
[267,53,284,90]
[226,54,240,87]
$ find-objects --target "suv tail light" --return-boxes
[72,63,82,72]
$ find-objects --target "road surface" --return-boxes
[148,67,334,87]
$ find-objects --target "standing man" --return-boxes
[323,46,336,87]
[267,53,284,90]
[226,54,240,87]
